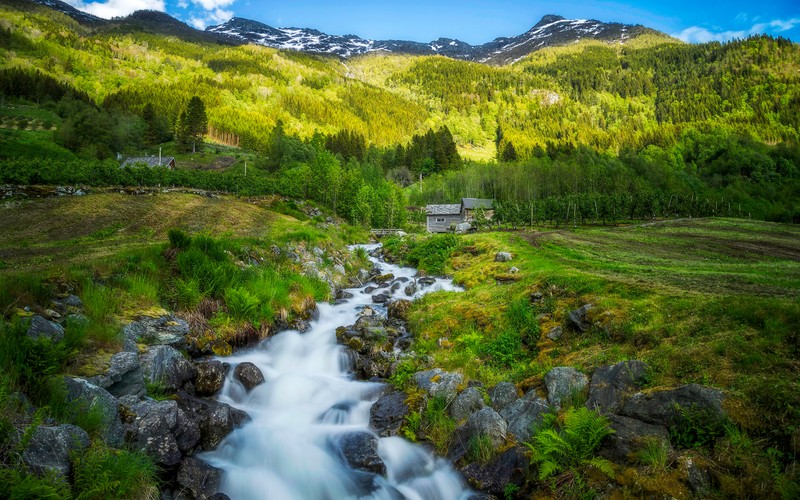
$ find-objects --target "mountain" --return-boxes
[207,14,660,64]
[24,0,102,25]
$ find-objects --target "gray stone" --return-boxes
[545,366,588,409]
[234,362,264,391]
[417,277,436,287]
[598,414,670,464]
[123,315,190,349]
[494,252,512,262]
[387,300,412,322]
[63,377,124,446]
[372,293,392,304]
[195,361,227,397]
[467,407,507,449]
[335,431,386,475]
[59,294,84,309]
[460,446,527,496]
[413,369,464,402]
[586,360,649,414]
[334,264,346,275]
[450,387,487,422]
[499,391,550,442]
[312,247,325,257]
[404,284,417,296]
[176,393,248,451]
[454,222,472,234]
[26,315,65,343]
[568,304,593,332]
[679,455,711,496]
[140,345,196,392]
[177,458,223,499]
[21,424,89,477]
[546,325,563,341]
[620,384,725,427]
[489,382,518,412]
[90,351,146,397]
[370,392,409,437]
[127,399,184,467]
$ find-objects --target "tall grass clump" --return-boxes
[80,280,120,345]
[224,287,260,322]
[407,234,461,275]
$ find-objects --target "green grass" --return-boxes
[72,443,159,499]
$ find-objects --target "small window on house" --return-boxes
[436,218,446,222]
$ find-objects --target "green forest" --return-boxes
[0,2,799,224]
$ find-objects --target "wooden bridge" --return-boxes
[370,229,404,237]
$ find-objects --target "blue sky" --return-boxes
[65,1,800,44]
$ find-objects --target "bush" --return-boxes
[72,444,159,499]
[668,403,727,449]
[168,228,191,250]
[407,234,461,275]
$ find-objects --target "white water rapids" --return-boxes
[201,244,473,499]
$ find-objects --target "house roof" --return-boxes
[461,198,494,210]
[426,204,462,216]
[121,156,175,168]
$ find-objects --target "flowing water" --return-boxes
[201,244,472,499]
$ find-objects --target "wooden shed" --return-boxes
[426,204,462,233]
[461,198,494,222]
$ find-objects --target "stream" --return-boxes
[201,244,473,499]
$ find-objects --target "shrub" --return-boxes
[173,278,203,310]
[668,403,726,449]
[637,436,670,470]
[526,407,615,482]
[466,434,495,464]
[482,330,523,367]
[72,444,159,499]
[167,228,191,250]
[0,469,70,499]
[407,234,461,275]
[224,287,260,322]
[422,396,456,454]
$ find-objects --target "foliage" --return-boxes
[72,444,159,499]
[403,234,461,275]
[668,403,727,449]
[525,407,615,482]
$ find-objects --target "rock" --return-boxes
[568,304,593,332]
[58,294,83,309]
[545,367,588,409]
[354,315,388,339]
[461,446,527,496]
[234,362,264,391]
[334,264,346,276]
[358,269,371,283]
[499,390,550,442]
[417,277,436,287]
[466,408,507,449]
[489,382,518,412]
[336,290,354,300]
[546,325,563,341]
[177,393,249,451]
[404,284,417,296]
[494,252,512,263]
[126,399,185,467]
[620,384,725,427]
[679,455,711,496]
[450,387,487,422]
[123,315,190,350]
[387,300,412,322]
[530,292,544,302]
[63,377,124,446]
[89,351,146,397]
[587,360,649,414]
[364,286,377,294]
[598,414,670,464]
[312,246,325,257]
[454,222,472,234]
[369,392,409,437]
[195,361,228,397]
[177,458,223,499]
[26,315,65,343]
[359,306,378,317]
[413,369,464,402]
[44,309,61,320]
[372,293,391,304]
[335,432,386,475]
[21,424,89,477]
[374,273,395,284]
[140,345,196,392]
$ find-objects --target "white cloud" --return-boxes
[188,8,233,29]
[190,0,236,9]
[64,0,165,19]
[674,17,800,43]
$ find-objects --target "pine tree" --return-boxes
[176,96,208,153]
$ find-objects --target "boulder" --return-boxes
[568,304,593,332]
[55,294,83,309]
[21,424,90,477]
[403,284,417,296]
[620,384,725,427]
[387,300,412,322]
[353,315,388,340]
[598,414,670,464]
[454,222,472,234]
[177,458,223,499]
[466,408,507,449]
[26,315,65,343]
[374,273,395,284]
[449,387,486,422]
[194,361,227,397]
[545,367,588,409]
[126,399,185,467]
[364,286,377,294]
[586,360,649,414]
[369,392,409,437]
[233,362,264,391]
[372,293,392,304]
[499,391,550,442]
[123,315,190,349]
[140,345,196,392]
[679,455,711,496]
[336,290,354,300]
[89,351,145,398]
[413,369,464,402]
[488,382,518,412]
[417,277,436,287]
[494,252,512,263]
[63,377,124,447]
[460,446,527,496]
[335,431,386,475]
[177,393,249,451]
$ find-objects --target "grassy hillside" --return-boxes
[385,218,800,496]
